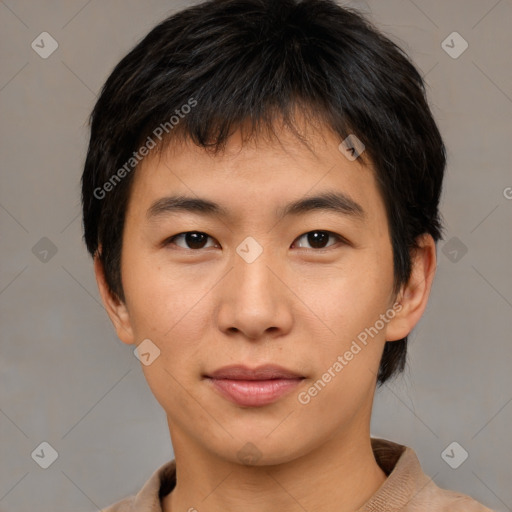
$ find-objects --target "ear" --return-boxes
[385,234,437,342]
[94,253,136,345]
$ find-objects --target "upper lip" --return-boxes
[206,364,304,380]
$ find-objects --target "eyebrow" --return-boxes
[146,191,365,222]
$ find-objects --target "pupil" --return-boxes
[308,231,328,248]
[187,232,207,249]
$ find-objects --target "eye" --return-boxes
[292,230,345,250]
[164,231,218,250]
[164,230,346,251]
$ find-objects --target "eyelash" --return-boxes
[163,230,348,252]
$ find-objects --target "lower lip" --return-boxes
[208,378,303,407]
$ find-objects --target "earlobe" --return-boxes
[93,254,135,345]
[385,234,437,342]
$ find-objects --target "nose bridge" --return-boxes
[233,237,277,300]
[233,237,279,307]
[215,236,293,339]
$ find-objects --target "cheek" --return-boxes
[296,252,393,329]
[295,252,394,376]
[122,245,210,339]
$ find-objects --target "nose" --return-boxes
[215,247,294,341]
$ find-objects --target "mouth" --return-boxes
[204,364,305,407]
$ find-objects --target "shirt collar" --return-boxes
[129,438,430,512]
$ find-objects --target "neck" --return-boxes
[162,425,387,512]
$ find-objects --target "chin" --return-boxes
[209,431,316,468]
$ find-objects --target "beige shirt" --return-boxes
[102,438,494,511]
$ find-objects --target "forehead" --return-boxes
[126,122,387,230]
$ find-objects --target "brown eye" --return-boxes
[166,232,216,250]
[293,230,343,250]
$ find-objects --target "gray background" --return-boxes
[1,0,511,511]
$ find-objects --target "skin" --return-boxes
[95,117,436,512]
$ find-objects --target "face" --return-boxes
[98,120,424,466]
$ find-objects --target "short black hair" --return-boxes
[81,0,446,386]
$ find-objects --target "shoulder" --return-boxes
[101,459,176,512]
[102,494,136,511]
[419,486,496,512]
[367,439,496,512]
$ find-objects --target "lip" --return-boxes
[205,365,305,407]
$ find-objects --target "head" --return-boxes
[82,0,444,464]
